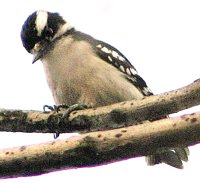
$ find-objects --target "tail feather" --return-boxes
[146,147,189,169]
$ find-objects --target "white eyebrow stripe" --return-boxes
[36,10,48,36]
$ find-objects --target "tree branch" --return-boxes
[0,79,200,133]
[0,111,200,178]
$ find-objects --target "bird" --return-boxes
[21,10,189,169]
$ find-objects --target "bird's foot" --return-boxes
[43,104,89,139]
[43,104,69,113]
[61,104,89,118]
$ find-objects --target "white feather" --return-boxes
[36,10,48,36]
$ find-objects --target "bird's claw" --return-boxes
[43,104,69,113]
[43,105,57,112]
[43,104,89,139]
[53,131,60,139]
[62,104,89,118]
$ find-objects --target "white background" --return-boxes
[0,0,200,182]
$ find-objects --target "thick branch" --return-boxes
[0,111,200,178]
[0,79,200,133]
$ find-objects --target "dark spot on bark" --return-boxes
[65,140,68,143]
[105,124,109,128]
[5,152,9,155]
[97,134,102,138]
[110,109,128,124]
[45,152,51,157]
[130,102,134,105]
[20,146,26,151]
[185,118,190,122]
[191,118,197,123]
[136,121,144,125]
[121,130,127,133]
[115,133,122,138]
[71,111,77,115]
[11,152,14,155]
[161,98,165,102]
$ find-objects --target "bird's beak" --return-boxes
[32,54,41,64]
[31,43,43,64]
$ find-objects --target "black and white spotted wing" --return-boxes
[71,31,153,96]
[94,40,153,96]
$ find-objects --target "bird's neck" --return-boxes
[53,23,75,41]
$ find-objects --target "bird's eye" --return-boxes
[44,27,54,39]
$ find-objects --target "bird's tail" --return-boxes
[145,147,189,169]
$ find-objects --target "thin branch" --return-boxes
[0,111,200,178]
[0,79,200,133]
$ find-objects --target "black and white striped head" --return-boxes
[21,10,73,62]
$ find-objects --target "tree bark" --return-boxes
[0,112,200,178]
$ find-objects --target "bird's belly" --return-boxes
[51,70,144,107]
